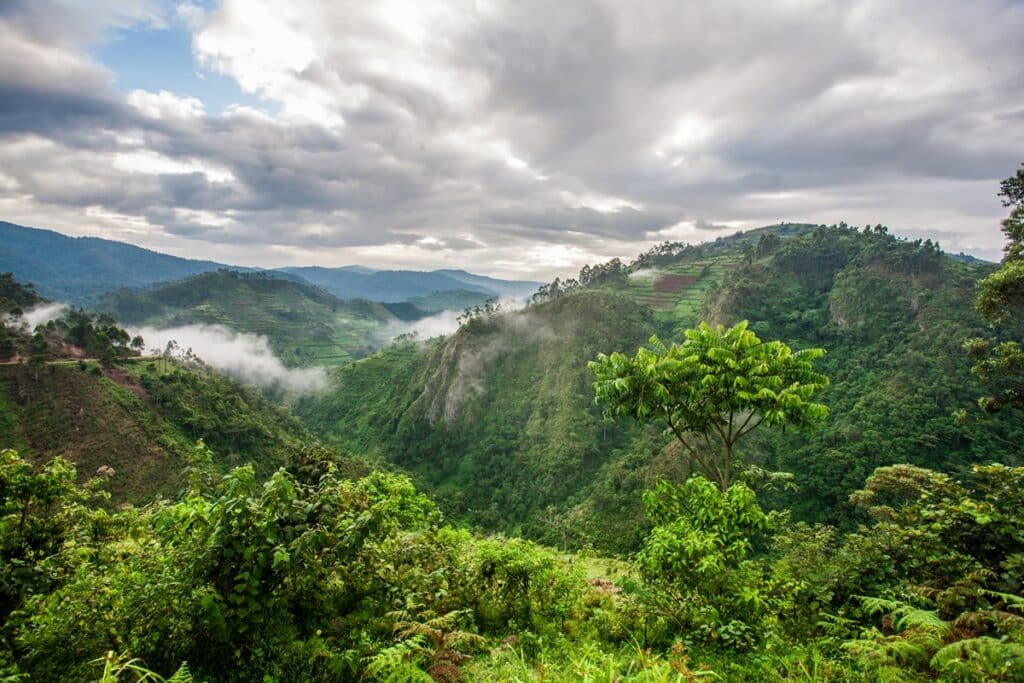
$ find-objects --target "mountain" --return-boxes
[0,221,234,305]
[295,224,1024,551]
[277,265,541,303]
[97,270,398,367]
[0,220,540,308]
[432,269,542,298]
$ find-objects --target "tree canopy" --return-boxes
[968,163,1024,413]
[590,321,829,489]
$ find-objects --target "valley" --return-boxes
[2,2,1022,677]
[2,211,1023,682]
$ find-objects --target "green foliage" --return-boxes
[94,652,194,683]
[3,445,1021,680]
[716,224,1022,525]
[634,478,774,651]
[7,446,438,681]
[298,291,665,551]
[367,609,485,681]
[591,321,828,490]
[0,274,40,317]
[832,464,1024,680]
[969,165,1024,416]
[977,259,1024,326]
[0,447,612,682]
[0,449,93,620]
[844,594,1024,682]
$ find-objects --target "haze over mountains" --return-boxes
[0,221,540,306]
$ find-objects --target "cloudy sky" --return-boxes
[1,0,1022,279]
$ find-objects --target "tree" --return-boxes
[635,477,774,649]
[978,162,1024,320]
[589,321,829,490]
[967,164,1024,412]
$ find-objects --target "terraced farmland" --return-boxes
[614,224,818,331]
[619,253,743,331]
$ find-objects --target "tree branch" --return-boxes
[665,418,719,484]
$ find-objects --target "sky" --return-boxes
[0,0,1022,280]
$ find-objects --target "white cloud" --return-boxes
[6,302,68,329]
[127,89,205,119]
[113,148,234,182]
[135,324,327,393]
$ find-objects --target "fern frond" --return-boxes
[165,663,193,683]
[980,588,1024,614]
[931,636,1024,677]
[894,608,950,638]
[857,596,901,616]
[364,636,430,681]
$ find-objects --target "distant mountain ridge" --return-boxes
[0,220,541,306]
[277,266,539,302]
[0,221,238,305]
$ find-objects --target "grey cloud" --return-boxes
[484,205,680,241]
[0,0,1021,278]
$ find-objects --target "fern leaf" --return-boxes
[931,636,1024,677]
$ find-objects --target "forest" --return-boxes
[0,168,1023,681]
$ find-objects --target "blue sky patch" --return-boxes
[94,22,267,115]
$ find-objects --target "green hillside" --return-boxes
[5,215,1024,682]
[99,270,398,368]
[296,223,1023,551]
[1,270,364,502]
[0,357,349,502]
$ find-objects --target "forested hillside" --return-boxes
[98,270,399,367]
[4,199,1024,680]
[297,224,1024,550]
[0,279,359,501]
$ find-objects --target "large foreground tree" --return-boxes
[590,321,829,490]
[967,163,1024,413]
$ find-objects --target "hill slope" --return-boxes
[0,357,356,502]
[295,224,1023,551]
[98,270,398,367]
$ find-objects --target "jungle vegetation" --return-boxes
[0,170,1022,680]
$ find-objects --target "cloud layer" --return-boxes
[136,324,326,392]
[5,302,68,330]
[1,0,1022,277]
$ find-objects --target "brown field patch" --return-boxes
[653,274,697,292]
[105,367,148,400]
